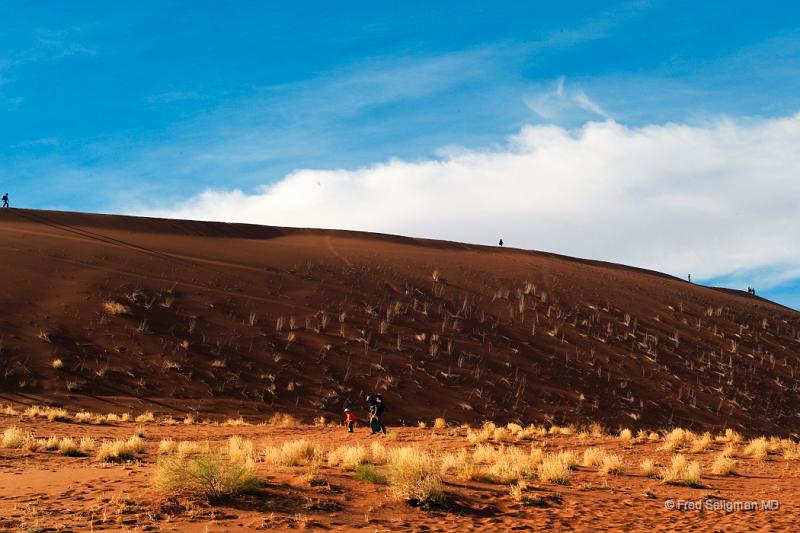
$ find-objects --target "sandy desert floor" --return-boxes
[1,409,798,532]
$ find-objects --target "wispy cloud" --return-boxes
[138,114,800,296]
[524,77,613,121]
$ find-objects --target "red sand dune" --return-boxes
[1,208,798,434]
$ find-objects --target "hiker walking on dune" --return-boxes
[344,408,356,433]
[1,193,8,208]
[367,394,387,435]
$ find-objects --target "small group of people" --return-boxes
[2,193,8,208]
[747,286,756,295]
[343,393,387,435]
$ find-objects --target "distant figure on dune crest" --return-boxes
[687,274,691,283]
[499,238,503,247]
[366,393,387,435]
[748,287,756,295]
[1,193,8,208]
[344,408,356,433]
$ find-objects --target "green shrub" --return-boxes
[153,453,261,501]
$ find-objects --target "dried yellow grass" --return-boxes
[103,301,130,315]
[599,453,625,475]
[95,436,145,462]
[470,445,540,484]
[660,454,702,487]
[743,437,769,460]
[266,412,299,427]
[225,436,256,464]
[537,452,572,485]
[263,438,321,467]
[711,455,737,475]
[660,428,695,452]
[716,428,743,444]
[640,459,658,477]
[386,447,444,504]
[720,443,737,458]
[582,447,606,467]
[24,406,70,422]
[689,432,713,453]
[783,444,800,461]
[328,444,369,469]
[135,412,155,423]
[1,426,34,448]
[57,437,83,456]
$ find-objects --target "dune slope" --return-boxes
[0,208,798,434]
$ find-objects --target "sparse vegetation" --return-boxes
[660,454,702,487]
[153,453,261,501]
[96,436,146,463]
[103,300,130,315]
[263,438,321,467]
[640,459,658,477]
[743,437,769,460]
[711,454,737,475]
[355,464,384,483]
[386,447,445,504]
[537,452,573,485]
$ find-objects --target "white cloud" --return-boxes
[139,114,800,285]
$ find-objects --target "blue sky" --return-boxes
[1,1,799,309]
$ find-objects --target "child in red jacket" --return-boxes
[344,408,356,433]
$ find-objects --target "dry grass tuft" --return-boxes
[783,443,800,461]
[103,300,131,315]
[537,452,572,485]
[711,454,737,475]
[266,412,300,428]
[153,453,261,501]
[689,432,714,454]
[57,436,84,456]
[582,447,606,467]
[386,447,445,504]
[24,406,70,422]
[743,437,769,460]
[660,428,695,452]
[660,454,702,487]
[716,428,743,444]
[433,418,447,429]
[96,436,146,463]
[135,412,155,423]
[263,439,321,467]
[640,459,658,478]
[469,445,540,484]
[599,453,625,475]
[1,426,34,448]
[370,441,389,465]
[328,445,369,469]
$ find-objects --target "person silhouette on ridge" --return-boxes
[499,238,504,247]
[1,193,8,208]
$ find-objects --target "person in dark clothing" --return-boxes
[499,238,503,247]
[366,394,387,435]
[1,193,8,208]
